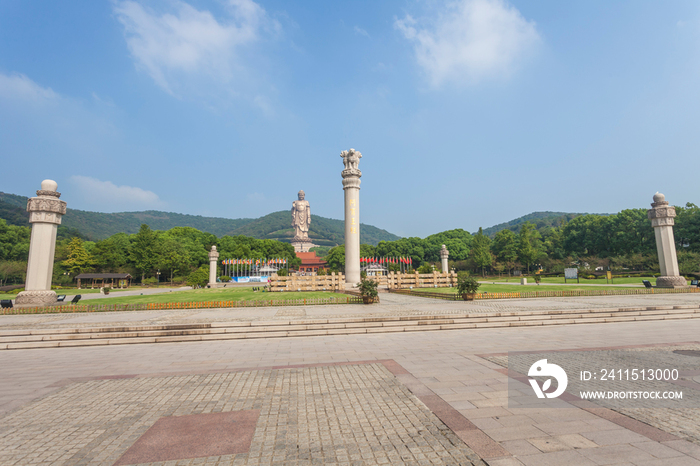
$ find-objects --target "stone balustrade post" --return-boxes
[208,246,219,287]
[16,180,67,305]
[647,193,687,288]
[440,244,449,273]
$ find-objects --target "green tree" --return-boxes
[61,238,95,274]
[325,245,345,272]
[130,224,159,282]
[0,219,30,261]
[491,229,518,274]
[186,266,209,288]
[518,222,541,273]
[470,228,492,276]
[92,233,130,272]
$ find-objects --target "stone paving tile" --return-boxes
[519,449,599,466]
[0,363,485,466]
[578,444,657,465]
[3,309,700,465]
[582,429,651,446]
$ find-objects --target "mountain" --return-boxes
[0,192,400,246]
[230,211,400,246]
[481,211,591,237]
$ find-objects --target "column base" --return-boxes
[15,290,57,306]
[655,276,688,288]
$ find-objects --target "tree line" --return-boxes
[0,222,301,286]
[323,205,700,276]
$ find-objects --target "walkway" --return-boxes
[2,294,700,465]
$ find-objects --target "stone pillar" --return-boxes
[15,180,67,305]
[208,245,219,286]
[440,244,449,273]
[341,149,362,286]
[647,193,687,288]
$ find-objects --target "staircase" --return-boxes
[2,304,700,350]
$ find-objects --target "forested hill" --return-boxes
[231,211,400,247]
[481,211,602,237]
[0,193,400,245]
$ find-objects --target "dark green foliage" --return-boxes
[186,266,209,288]
[482,211,590,237]
[0,219,30,261]
[417,263,433,273]
[470,228,493,275]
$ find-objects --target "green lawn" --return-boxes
[483,276,663,286]
[418,283,660,294]
[85,287,344,306]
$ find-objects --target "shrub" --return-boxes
[142,277,158,285]
[276,268,288,277]
[357,277,378,298]
[457,273,480,295]
[360,270,367,279]
[219,275,231,282]
[186,267,209,288]
[417,263,433,274]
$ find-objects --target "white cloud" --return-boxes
[354,26,370,38]
[395,0,541,87]
[71,176,164,209]
[113,0,277,94]
[0,73,59,102]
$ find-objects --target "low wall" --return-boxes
[269,273,346,292]
[380,271,457,290]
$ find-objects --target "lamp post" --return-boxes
[156,269,161,284]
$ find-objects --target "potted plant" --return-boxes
[357,277,378,304]
[457,274,480,301]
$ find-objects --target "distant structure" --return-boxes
[341,149,362,286]
[15,180,67,305]
[208,245,219,287]
[291,190,318,253]
[440,244,450,273]
[647,192,687,288]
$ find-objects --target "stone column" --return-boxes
[208,245,219,287]
[440,244,449,273]
[647,193,686,288]
[15,180,67,305]
[341,149,362,286]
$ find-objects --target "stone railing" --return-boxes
[375,271,457,290]
[269,273,346,292]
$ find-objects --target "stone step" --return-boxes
[3,306,699,344]
[3,311,700,350]
[2,307,700,350]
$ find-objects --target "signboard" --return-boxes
[564,268,578,279]
[606,271,612,280]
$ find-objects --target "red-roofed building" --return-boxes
[295,251,327,274]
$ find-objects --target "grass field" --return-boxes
[83,287,342,305]
[418,283,665,294]
[484,276,660,285]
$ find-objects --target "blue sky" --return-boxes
[1,0,699,238]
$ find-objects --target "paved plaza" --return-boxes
[2,293,700,465]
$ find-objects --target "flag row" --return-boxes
[222,258,288,265]
[360,257,413,264]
